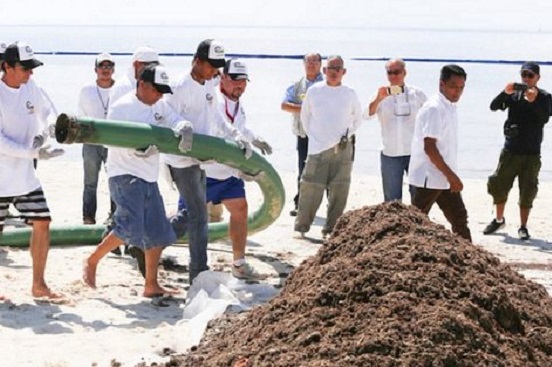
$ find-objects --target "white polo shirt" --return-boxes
[408,92,459,190]
[364,84,427,157]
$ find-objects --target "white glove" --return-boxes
[38,145,65,160]
[134,145,159,158]
[33,135,45,149]
[252,138,272,155]
[176,123,193,153]
[235,137,253,160]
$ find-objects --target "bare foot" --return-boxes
[83,258,97,288]
[143,285,180,298]
[32,286,63,299]
[234,358,249,367]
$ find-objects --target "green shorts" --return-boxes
[487,149,541,208]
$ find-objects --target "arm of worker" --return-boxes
[423,137,463,192]
[350,91,364,134]
[490,84,515,111]
[364,87,389,120]
[281,84,302,114]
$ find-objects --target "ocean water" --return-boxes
[2,15,552,181]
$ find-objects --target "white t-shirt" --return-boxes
[0,79,52,196]
[78,82,112,119]
[408,93,459,190]
[162,71,240,169]
[300,82,363,155]
[364,84,427,157]
[106,92,186,183]
[205,91,258,180]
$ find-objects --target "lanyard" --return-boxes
[225,98,239,124]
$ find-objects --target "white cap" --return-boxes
[132,46,159,63]
[95,52,114,66]
[224,59,249,80]
[140,64,172,94]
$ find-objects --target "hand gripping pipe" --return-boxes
[0,114,285,246]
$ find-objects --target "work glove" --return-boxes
[235,137,253,160]
[134,145,159,158]
[252,138,272,155]
[176,122,194,153]
[32,135,45,149]
[38,145,65,160]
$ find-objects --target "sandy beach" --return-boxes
[1,159,551,366]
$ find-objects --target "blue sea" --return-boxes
[2,0,552,180]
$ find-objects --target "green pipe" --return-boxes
[0,114,285,246]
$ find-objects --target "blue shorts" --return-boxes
[109,175,176,250]
[0,188,51,228]
[206,177,245,205]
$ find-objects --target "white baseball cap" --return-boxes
[132,46,159,63]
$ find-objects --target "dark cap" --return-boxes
[3,42,43,69]
[139,64,172,94]
[521,61,540,75]
[224,59,249,81]
[195,39,225,68]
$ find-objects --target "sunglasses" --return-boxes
[521,71,536,79]
[387,69,403,76]
[326,66,344,72]
[97,63,114,70]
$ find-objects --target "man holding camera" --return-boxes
[484,62,552,240]
[364,58,427,203]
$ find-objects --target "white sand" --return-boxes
[1,160,551,366]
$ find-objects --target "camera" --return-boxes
[387,85,404,95]
[503,123,519,138]
[513,83,528,92]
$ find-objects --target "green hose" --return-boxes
[0,114,285,246]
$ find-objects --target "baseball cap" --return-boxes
[195,39,225,68]
[140,64,172,94]
[521,61,540,75]
[95,52,114,66]
[132,46,159,63]
[0,42,7,58]
[3,41,43,69]
[224,59,249,81]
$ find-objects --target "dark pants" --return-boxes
[293,135,309,208]
[411,186,472,242]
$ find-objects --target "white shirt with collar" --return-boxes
[364,84,427,157]
[408,92,459,190]
[300,82,363,155]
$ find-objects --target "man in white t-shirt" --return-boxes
[408,64,471,241]
[83,64,193,297]
[364,58,427,202]
[0,42,63,299]
[78,52,116,225]
[294,55,363,238]
[163,39,252,284]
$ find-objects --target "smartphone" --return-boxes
[513,83,528,91]
[387,85,404,95]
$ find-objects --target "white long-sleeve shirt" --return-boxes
[408,93,459,190]
[0,79,53,196]
[300,82,362,155]
[162,71,241,169]
[78,82,112,119]
[106,93,187,182]
[364,84,427,157]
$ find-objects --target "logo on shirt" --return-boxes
[206,93,213,103]
[26,101,35,114]
[154,112,163,121]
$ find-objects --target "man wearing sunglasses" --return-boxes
[364,58,427,203]
[77,52,116,226]
[484,61,552,240]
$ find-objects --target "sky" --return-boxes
[3,0,552,32]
